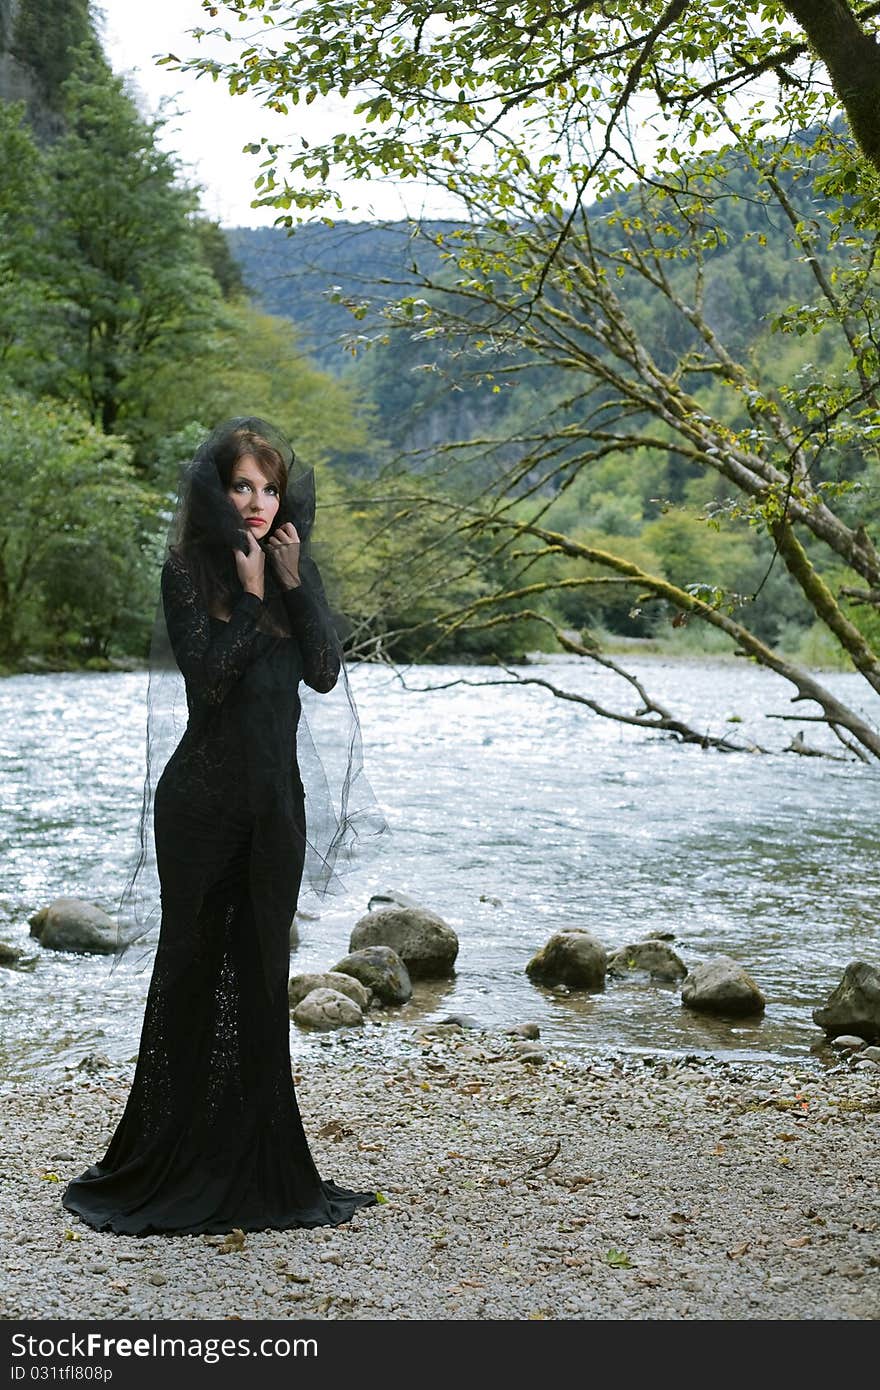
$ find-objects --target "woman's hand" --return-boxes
[234,528,266,600]
[266,522,302,590]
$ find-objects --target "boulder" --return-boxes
[607,939,687,982]
[28,898,116,955]
[332,946,411,1005]
[681,955,766,1017]
[288,971,372,1011]
[291,987,364,1031]
[526,930,607,989]
[349,906,458,980]
[0,942,24,966]
[812,961,880,1043]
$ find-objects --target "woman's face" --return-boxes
[226,454,281,540]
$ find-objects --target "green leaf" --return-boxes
[603,1248,631,1268]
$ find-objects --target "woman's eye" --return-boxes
[233,481,251,492]
[266,485,279,496]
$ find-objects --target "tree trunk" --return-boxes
[784,1,880,172]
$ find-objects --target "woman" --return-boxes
[62,418,380,1236]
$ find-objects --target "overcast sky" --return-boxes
[95,0,456,228]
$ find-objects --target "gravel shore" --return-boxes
[2,1027,879,1322]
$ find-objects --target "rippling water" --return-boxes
[1,654,879,1079]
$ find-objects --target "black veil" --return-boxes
[111,417,388,979]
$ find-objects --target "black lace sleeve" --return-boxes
[281,555,342,694]
[161,555,264,706]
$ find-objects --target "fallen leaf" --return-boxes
[726,1242,750,1259]
[603,1248,631,1268]
[317,1119,351,1140]
[782,1235,811,1248]
[774,1133,797,1142]
[218,1228,246,1254]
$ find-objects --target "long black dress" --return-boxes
[62,551,377,1236]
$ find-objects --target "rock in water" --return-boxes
[681,955,765,1017]
[813,961,880,1043]
[526,930,607,989]
[607,940,687,982]
[332,946,412,1005]
[367,889,421,912]
[349,907,458,980]
[288,971,372,1011]
[28,898,116,955]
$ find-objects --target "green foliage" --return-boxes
[194,217,247,300]
[0,393,160,662]
[0,103,43,381]
[175,3,880,219]
[314,469,548,662]
[34,48,225,441]
[9,0,99,106]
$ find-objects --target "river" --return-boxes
[1,653,878,1080]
